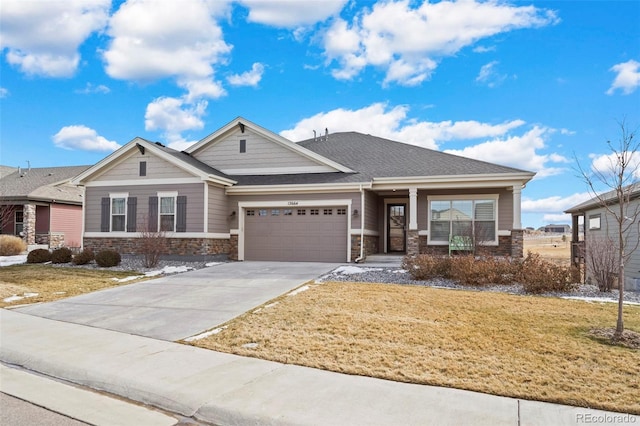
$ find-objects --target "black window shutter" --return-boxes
[176,196,187,232]
[126,197,137,232]
[101,197,110,232]
[148,196,158,232]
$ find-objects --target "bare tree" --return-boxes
[576,120,640,338]
[138,215,168,268]
[585,234,618,291]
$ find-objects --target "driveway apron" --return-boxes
[15,261,337,341]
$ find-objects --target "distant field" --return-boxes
[523,233,571,264]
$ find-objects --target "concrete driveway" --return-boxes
[15,261,337,341]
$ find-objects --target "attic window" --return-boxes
[239,139,246,153]
[139,161,147,176]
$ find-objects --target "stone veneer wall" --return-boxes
[350,234,379,261]
[417,232,523,258]
[23,204,36,245]
[84,237,229,256]
[229,235,238,260]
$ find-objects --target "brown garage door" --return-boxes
[244,206,348,262]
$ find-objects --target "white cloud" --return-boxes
[104,0,231,100]
[145,97,207,144]
[282,102,524,148]
[475,61,507,88]
[522,192,592,214]
[75,83,110,95]
[542,213,571,224]
[52,125,120,152]
[473,45,496,53]
[238,0,347,27]
[227,63,265,87]
[0,0,110,77]
[0,87,8,98]
[323,0,558,86]
[589,151,640,179]
[444,126,570,177]
[606,59,640,95]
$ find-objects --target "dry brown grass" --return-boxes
[189,281,640,414]
[0,265,144,308]
[524,234,571,264]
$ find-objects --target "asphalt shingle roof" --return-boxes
[232,131,531,186]
[152,143,234,181]
[0,165,90,204]
[565,184,640,213]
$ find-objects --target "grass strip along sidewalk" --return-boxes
[188,281,640,415]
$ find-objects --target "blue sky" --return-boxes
[1,0,639,228]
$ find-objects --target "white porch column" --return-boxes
[512,184,522,230]
[409,187,418,230]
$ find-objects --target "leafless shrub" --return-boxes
[0,235,26,255]
[585,235,618,291]
[517,252,579,294]
[138,216,168,268]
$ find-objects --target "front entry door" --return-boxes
[387,204,406,253]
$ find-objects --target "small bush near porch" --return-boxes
[403,253,579,293]
[188,281,640,415]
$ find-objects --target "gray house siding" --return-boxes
[364,190,378,231]
[93,151,192,181]
[192,128,332,173]
[85,184,205,233]
[207,184,229,234]
[583,199,640,290]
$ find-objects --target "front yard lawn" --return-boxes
[0,264,143,308]
[187,281,640,415]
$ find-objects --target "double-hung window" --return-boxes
[429,196,498,244]
[110,194,127,232]
[158,193,177,232]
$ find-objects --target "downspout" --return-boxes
[355,184,366,263]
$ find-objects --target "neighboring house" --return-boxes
[565,186,640,291]
[0,165,90,248]
[71,117,535,262]
[539,224,571,233]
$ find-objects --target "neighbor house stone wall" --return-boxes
[84,237,229,256]
[23,204,36,245]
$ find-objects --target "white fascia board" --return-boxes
[371,173,535,190]
[187,116,354,174]
[349,229,380,236]
[226,181,371,195]
[220,166,336,175]
[238,199,352,209]
[86,177,204,187]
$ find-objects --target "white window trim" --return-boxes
[109,192,128,232]
[427,194,499,246]
[158,191,178,232]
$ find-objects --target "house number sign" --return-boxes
[287,201,299,206]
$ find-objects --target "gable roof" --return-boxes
[565,184,640,214]
[0,165,90,204]
[231,131,535,186]
[187,116,354,174]
[72,138,236,186]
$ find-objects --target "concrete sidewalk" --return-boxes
[2,310,636,426]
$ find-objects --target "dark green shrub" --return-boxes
[517,252,578,294]
[27,248,51,264]
[72,249,95,265]
[95,250,121,267]
[403,255,451,280]
[51,247,73,264]
[0,235,27,256]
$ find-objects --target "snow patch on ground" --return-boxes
[205,262,221,267]
[332,266,383,275]
[287,285,310,296]
[0,255,27,267]
[184,326,228,342]
[112,265,195,282]
[561,296,640,306]
[3,292,39,303]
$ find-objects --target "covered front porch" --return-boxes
[351,181,526,261]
